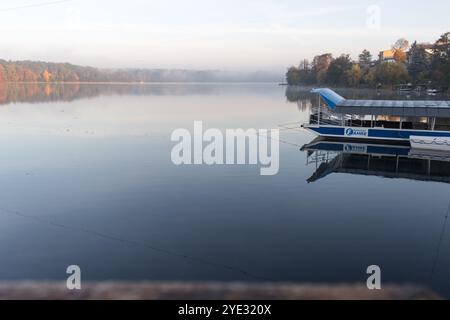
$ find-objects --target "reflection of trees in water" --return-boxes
[0,83,82,105]
[0,83,255,105]
[296,99,312,112]
[5,83,448,106]
[285,86,317,112]
[285,86,316,103]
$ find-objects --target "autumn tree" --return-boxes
[312,53,333,73]
[392,38,410,52]
[392,38,409,62]
[392,38,409,63]
[0,65,5,82]
[42,70,51,82]
[393,50,407,62]
[4,65,16,82]
[23,68,38,82]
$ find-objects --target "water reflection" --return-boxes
[0,82,278,106]
[302,139,450,184]
[2,83,448,107]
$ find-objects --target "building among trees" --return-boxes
[378,50,396,63]
[286,32,450,89]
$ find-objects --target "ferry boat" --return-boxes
[302,88,450,146]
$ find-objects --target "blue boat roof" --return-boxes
[311,88,345,108]
[311,88,450,117]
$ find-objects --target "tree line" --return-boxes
[0,60,278,83]
[286,32,450,88]
[0,60,220,82]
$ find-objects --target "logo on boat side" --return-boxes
[345,127,368,137]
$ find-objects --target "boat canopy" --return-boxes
[311,88,345,109]
[311,88,450,117]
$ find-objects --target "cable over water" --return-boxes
[0,206,272,282]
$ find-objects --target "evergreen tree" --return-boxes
[431,32,450,86]
[358,50,372,67]
[408,41,430,82]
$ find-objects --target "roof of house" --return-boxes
[417,43,434,50]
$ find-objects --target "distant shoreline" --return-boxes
[1,81,280,85]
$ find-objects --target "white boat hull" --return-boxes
[410,135,450,152]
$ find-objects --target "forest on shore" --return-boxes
[0,60,277,83]
[286,32,450,88]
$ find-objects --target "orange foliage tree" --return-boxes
[393,50,407,62]
[42,70,51,82]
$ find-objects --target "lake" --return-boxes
[0,83,449,297]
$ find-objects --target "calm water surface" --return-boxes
[0,83,449,296]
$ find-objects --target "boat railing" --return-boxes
[309,105,365,127]
[306,150,339,165]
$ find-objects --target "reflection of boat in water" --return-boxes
[410,135,450,152]
[301,138,450,184]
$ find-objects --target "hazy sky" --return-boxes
[0,0,448,72]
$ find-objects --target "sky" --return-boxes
[0,0,448,73]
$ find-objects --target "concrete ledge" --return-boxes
[0,282,441,300]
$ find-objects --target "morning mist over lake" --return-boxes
[0,0,450,313]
